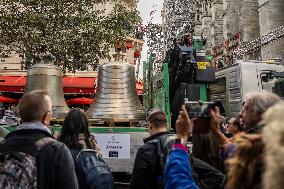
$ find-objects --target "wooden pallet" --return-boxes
[51,118,141,127]
[89,118,140,127]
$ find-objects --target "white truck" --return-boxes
[209,60,284,116]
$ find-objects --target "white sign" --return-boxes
[92,133,130,159]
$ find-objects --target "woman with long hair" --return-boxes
[58,108,96,150]
[58,108,112,189]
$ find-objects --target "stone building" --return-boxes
[163,0,284,63]
[200,0,213,50]
[210,0,224,47]
[223,0,239,38]
[258,0,284,61]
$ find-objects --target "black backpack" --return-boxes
[0,137,55,189]
[148,134,178,189]
[72,149,113,189]
[189,156,226,189]
[150,134,225,189]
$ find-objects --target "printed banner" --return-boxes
[93,133,131,159]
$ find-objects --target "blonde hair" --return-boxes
[262,102,284,189]
[225,133,263,189]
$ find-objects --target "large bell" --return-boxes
[86,61,145,122]
[24,53,69,119]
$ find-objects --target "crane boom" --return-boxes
[236,25,284,58]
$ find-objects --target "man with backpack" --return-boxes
[0,90,79,189]
[130,110,170,189]
[131,107,225,189]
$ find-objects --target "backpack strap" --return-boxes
[76,149,98,160]
[146,138,160,174]
[189,154,200,187]
[147,134,178,179]
[34,137,56,151]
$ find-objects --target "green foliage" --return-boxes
[0,0,141,72]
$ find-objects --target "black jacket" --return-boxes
[130,132,170,189]
[0,129,79,189]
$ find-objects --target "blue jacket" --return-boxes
[164,148,200,189]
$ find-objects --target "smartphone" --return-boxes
[185,101,214,134]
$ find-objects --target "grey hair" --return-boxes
[244,91,281,116]
[262,102,284,189]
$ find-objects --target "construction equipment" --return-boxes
[143,53,171,126]
[236,25,284,59]
[212,25,284,68]
[144,35,214,128]
[210,60,284,116]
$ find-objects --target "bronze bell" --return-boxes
[24,53,69,119]
[86,61,145,122]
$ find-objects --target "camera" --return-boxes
[184,99,215,134]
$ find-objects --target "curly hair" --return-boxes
[244,91,281,116]
[225,133,264,189]
[262,102,284,189]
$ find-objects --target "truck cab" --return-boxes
[210,60,284,116]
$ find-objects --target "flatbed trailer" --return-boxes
[2,123,148,175]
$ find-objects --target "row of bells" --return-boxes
[24,54,145,122]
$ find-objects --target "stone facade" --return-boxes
[0,50,22,70]
[200,0,213,51]
[239,0,260,43]
[258,0,284,62]
[190,0,203,35]
[183,0,284,63]
[223,0,239,38]
[202,15,213,50]
[210,0,224,47]
[239,0,261,59]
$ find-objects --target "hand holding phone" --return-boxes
[184,101,215,134]
[175,105,193,144]
[209,107,221,132]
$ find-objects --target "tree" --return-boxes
[0,0,141,72]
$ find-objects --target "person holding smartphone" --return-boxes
[164,105,199,189]
[164,105,225,189]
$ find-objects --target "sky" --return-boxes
[136,0,163,79]
[137,0,163,25]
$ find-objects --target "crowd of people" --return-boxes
[130,91,284,189]
[0,89,283,189]
[0,105,18,126]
